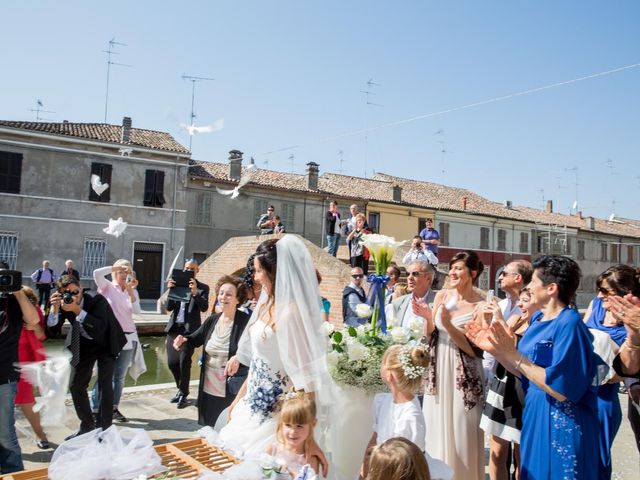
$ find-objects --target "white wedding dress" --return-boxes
[219,318,289,457]
[422,308,484,480]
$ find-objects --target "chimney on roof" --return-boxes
[585,216,595,230]
[306,162,319,190]
[121,117,132,143]
[505,200,513,209]
[228,150,243,181]
[546,199,553,213]
[577,211,583,219]
[461,196,468,211]
[393,185,402,202]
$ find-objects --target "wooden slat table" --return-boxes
[0,438,240,480]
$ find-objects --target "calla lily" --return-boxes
[358,234,404,274]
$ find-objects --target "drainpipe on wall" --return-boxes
[302,197,307,239]
[320,198,326,248]
[170,154,179,250]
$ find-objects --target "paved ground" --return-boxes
[13,387,640,478]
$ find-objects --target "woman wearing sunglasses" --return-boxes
[583,264,640,479]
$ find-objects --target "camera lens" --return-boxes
[0,275,10,286]
[62,292,74,304]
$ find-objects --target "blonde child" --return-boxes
[359,345,453,480]
[265,391,322,479]
[368,437,431,480]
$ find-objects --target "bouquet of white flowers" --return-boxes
[325,234,421,394]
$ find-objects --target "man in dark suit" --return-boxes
[165,259,209,408]
[47,275,126,438]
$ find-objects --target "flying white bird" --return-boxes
[608,213,616,222]
[91,174,109,196]
[20,353,72,426]
[179,118,224,136]
[216,164,257,199]
[103,217,128,238]
[119,147,133,157]
[572,200,578,210]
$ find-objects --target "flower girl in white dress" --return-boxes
[359,345,453,480]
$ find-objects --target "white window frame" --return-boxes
[0,231,18,269]
[82,237,107,278]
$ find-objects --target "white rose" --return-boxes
[327,350,341,368]
[347,342,369,362]
[407,317,424,337]
[355,303,372,318]
[321,322,335,336]
[390,327,409,344]
[356,324,367,337]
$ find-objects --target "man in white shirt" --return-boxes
[402,236,438,267]
[392,260,436,329]
[30,260,56,308]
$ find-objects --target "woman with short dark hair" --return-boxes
[173,275,250,427]
[470,255,599,480]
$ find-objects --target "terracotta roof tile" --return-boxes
[190,161,640,239]
[0,120,189,154]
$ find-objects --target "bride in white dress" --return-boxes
[421,251,486,480]
[218,235,338,476]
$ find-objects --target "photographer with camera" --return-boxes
[47,275,126,439]
[0,261,40,473]
[402,236,438,266]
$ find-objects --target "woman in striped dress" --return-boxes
[478,288,535,480]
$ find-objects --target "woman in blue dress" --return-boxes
[583,264,638,479]
[467,255,598,480]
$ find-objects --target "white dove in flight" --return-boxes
[91,174,109,196]
[103,217,128,238]
[180,118,224,136]
[216,164,257,199]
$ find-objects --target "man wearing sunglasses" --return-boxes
[0,262,40,473]
[342,267,370,326]
[392,260,436,329]
[47,275,126,439]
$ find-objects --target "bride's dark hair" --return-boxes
[255,238,278,317]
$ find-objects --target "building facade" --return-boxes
[0,119,190,299]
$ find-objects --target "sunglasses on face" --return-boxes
[351,274,364,279]
[598,287,620,296]
[407,271,425,277]
[500,271,517,277]
[61,289,80,296]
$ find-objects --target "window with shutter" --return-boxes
[143,170,166,207]
[280,202,296,231]
[438,222,450,246]
[577,240,585,260]
[519,232,529,253]
[82,237,106,278]
[497,229,507,251]
[194,192,212,225]
[628,245,634,264]
[89,162,112,202]
[0,151,22,194]
[480,227,490,250]
[254,200,269,226]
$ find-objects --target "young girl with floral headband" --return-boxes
[359,345,453,480]
[264,390,322,479]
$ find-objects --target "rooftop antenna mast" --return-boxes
[361,78,383,178]
[287,154,299,173]
[103,38,131,123]
[28,99,55,121]
[337,149,346,174]
[182,74,215,151]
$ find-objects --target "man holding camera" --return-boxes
[47,275,126,438]
[0,262,40,473]
[402,236,438,266]
[165,259,209,408]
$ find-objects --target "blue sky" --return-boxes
[2,1,639,219]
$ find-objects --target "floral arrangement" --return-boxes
[324,234,423,394]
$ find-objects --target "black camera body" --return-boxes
[62,292,75,304]
[0,270,22,293]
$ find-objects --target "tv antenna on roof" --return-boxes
[182,74,215,151]
[103,38,132,123]
[28,99,55,121]
[564,166,580,215]
[338,150,346,174]
[288,154,300,173]
[361,77,383,178]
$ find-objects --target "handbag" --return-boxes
[226,366,248,396]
